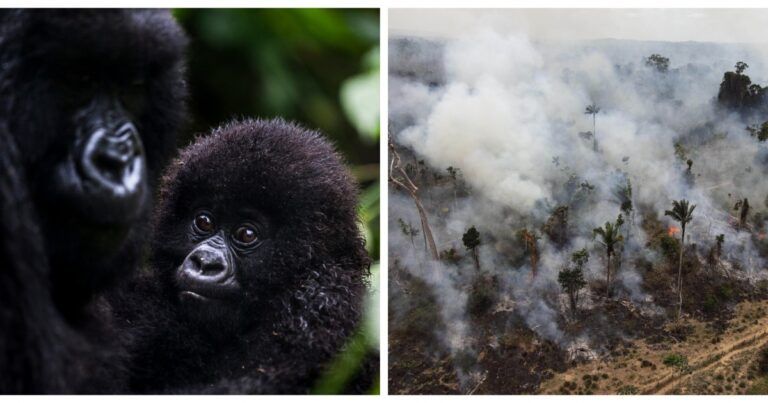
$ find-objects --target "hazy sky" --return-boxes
[390,9,768,43]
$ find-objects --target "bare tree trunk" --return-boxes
[390,142,439,261]
[678,226,685,319]
[523,230,539,278]
[592,114,597,151]
[569,292,578,318]
[606,253,612,297]
[473,247,480,271]
[413,195,439,260]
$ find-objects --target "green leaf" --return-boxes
[341,47,380,142]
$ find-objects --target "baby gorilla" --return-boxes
[118,119,371,393]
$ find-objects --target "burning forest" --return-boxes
[389,29,768,395]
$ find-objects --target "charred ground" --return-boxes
[389,37,768,395]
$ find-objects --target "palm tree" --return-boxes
[462,226,481,271]
[735,61,749,75]
[665,199,696,320]
[585,103,600,151]
[593,215,624,297]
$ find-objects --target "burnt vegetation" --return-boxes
[390,36,768,395]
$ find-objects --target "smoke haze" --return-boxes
[389,22,768,387]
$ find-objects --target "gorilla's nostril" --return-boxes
[194,252,226,276]
[189,253,203,271]
[79,121,145,194]
[92,143,133,183]
[200,261,225,276]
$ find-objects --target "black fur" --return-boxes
[0,10,187,393]
[117,119,372,393]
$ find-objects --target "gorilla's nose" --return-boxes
[98,123,139,164]
[80,122,145,195]
[182,245,230,284]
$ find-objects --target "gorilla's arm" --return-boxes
[0,123,68,393]
[0,123,132,394]
[196,341,380,395]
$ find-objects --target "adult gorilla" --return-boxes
[0,10,187,393]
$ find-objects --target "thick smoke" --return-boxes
[390,29,768,376]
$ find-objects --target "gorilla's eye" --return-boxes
[193,213,215,234]
[234,225,258,246]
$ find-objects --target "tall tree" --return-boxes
[715,234,725,260]
[593,215,624,297]
[389,141,439,260]
[544,205,569,248]
[462,226,481,271]
[709,233,725,270]
[616,176,634,240]
[740,198,750,230]
[446,166,462,209]
[665,199,696,320]
[558,248,589,318]
[585,103,601,151]
[519,228,540,277]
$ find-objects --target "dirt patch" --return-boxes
[540,300,768,394]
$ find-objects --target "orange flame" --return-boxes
[668,226,681,237]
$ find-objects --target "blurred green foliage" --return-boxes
[173,9,379,165]
[172,9,380,394]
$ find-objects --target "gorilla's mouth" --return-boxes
[177,290,244,328]
[179,290,211,302]
[177,285,239,303]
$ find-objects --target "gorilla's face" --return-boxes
[52,96,148,225]
[18,64,155,310]
[4,10,188,310]
[152,119,369,333]
[171,207,273,326]
[19,69,153,232]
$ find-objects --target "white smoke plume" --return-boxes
[389,30,768,381]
